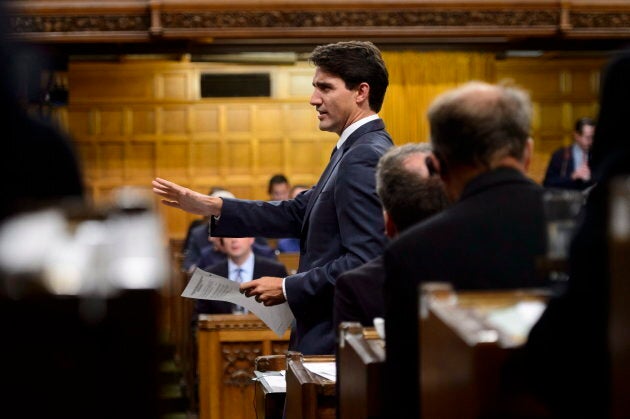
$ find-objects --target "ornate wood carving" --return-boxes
[570,11,630,29]
[10,15,149,34]
[222,342,262,387]
[160,10,559,29]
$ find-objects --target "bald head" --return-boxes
[428,81,532,169]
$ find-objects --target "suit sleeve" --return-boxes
[285,144,387,316]
[543,149,578,189]
[211,189,311,238]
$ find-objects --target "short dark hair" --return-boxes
[376,143,449,231]
[575,117,596,134]
[428,81,532,169]
[309,41,389,113]
[267,174,289,194]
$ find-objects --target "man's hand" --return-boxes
[572,163,591,182]
[152,177,222,216]
[240,276,286,306]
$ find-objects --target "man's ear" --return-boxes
[355,82,370,105]
[384,211,398,238]
[426,153,442,177]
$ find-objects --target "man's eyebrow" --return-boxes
[313,81,333,89]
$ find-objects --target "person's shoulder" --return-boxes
[201,258,227,273]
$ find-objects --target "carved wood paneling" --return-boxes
[6,1,630,42]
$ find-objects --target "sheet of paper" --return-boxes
[304,361,336,382]
[181,267,294,337]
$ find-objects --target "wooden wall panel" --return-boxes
[58,55,604,239]
[496,57,604,184]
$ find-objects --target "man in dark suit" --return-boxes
[195,237,287,315]
[153,41,393,355]
[333,143,449,330]
[542,116,596,190]
[383,81,551,418]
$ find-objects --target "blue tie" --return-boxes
[233,268,246,314]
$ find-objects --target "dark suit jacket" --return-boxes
[195,255,288,315]
[383,167,549,419]
[333,255,385,331]
[543,146,594,190]
[212,119,393,354]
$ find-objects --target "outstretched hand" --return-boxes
[152,177,221,216]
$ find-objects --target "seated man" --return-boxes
[383,81,551,418]
[333,143,449,330]
[195,237,288,315]
[542,117,596,190]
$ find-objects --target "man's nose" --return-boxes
[309,91,322,106]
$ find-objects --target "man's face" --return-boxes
[270,182,290,200]
[222,237,255,260]
[574,124,595,152]
[309,68,357,135]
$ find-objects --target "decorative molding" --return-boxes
[570,11,630,29]
[222,342,262,387]
[10,15,149,33]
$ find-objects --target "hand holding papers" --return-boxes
[182,268,294,337]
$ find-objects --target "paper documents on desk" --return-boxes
[181,268,294,337]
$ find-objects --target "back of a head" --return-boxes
[309,40,389,112]
[376,143,449,231]
[590,50,630,179]
[427,81,532,169]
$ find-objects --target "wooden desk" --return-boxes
[197,314,290,419]
[420,285,549,418]
[254,355,287,419]
[285,352,336,419]
[337,324,384,419]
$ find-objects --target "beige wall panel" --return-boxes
[191,142,221,177]
[225,141,253,175]
[132,108,157,135]
[75,143,97,181]
[255,105,283,134]
[194,107,220,133]
[158,142,189,180]
[288,139,327,177]
[71,72,153,101]
[258,139,284,176]
[99,109,124,136]
[289,72,314,97]
[570,70,599,98]
[162,107,188,134]
[127,142,156,180]
[225,106,252,133]
[161,73,190,100]
[99,142,125,180]
[67,109,93,138]
[285,104,318,133]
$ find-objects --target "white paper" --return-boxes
[181,267,294,337]
[304,361,336,382]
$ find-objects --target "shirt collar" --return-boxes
[336,114,380,150]
[227,252,255,279]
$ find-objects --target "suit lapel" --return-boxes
[301,119,386,232]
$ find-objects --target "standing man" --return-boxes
[383,81,550,418]
[153,41,393,355]
[542,117,596,190]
